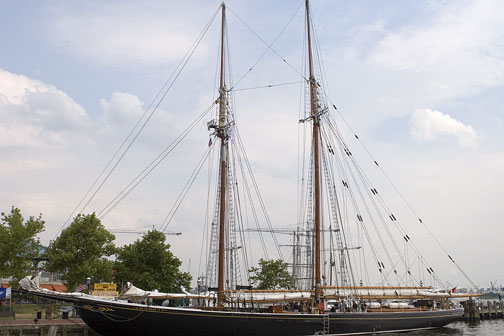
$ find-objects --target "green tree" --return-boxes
[0,207,45,283]
[249,258,295,290]
[114,230,191,292]
[45,213,116,291]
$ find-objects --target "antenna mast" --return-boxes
[217,1,227,308]
[305,0,322,305]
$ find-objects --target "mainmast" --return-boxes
[217,1,227,308]
[305,0,322,305]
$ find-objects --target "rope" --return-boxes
[159,144,214,232]
[227,1,307,91]
[233,127,283,260]
[54,5,221,238]
[327,104,479,291]
[98,101,216,219]
[296,6,478,290]
[232,81,304,92]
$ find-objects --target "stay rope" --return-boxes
[98,101,216,219]
[55,5,221,238]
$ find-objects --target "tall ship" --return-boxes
[19,1,478,335]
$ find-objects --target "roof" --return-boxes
[52,284,67,292]
[39,284,66,292]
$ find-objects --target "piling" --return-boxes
[462,299,504,321]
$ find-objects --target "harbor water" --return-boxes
[389,319,504,335]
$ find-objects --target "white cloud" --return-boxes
[98,90,180,152]
[0,70,50,105]
[46,2,213,66]
[23,90,90,132]
[0,70,175,151]
[366,0,504,101]
[0,69,197,251]
[0,122,41,147]
[410,108,478,148]
[100,92,144,127]
[319,0,504,137]
[0,69,91,147]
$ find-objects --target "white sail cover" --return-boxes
[20,274,472,303]
[226,291,313,302]
[19,274,98,298]
[322,288,452,298]
[120,283,208,299]
[18,275,202,300]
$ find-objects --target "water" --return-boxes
[389,320,504,335]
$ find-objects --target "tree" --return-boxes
[249,258,295,290]
[0,207,45,283]
[114,230,191,293]
[45,213,116,291]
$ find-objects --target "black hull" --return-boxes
[17,290,462,335]
[73,297,463,335]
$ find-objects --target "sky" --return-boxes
[1,0,504,290]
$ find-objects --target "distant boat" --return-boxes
[19,1,478,335]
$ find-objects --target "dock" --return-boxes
[0,319,98,336]
[462,299,504,321]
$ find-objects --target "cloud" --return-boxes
[410,108,478,148]
[100,92,144,127]
[0,69,91,147]
[366,0,504,101]
[0,70,50,105]
[0,69,204,252]
[46,2,213,66]
[0,72,139,255]
[316,0,504,138]
[0,69,175,150]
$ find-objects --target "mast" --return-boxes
[305,0,322,304]
[217,1,227,308]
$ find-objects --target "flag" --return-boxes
[75,283,88,292]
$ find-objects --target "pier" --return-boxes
[462,299,504,321]
[0,319,98,336]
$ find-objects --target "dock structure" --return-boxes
[0,319,98,336]
[462,299,504,321]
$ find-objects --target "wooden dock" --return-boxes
[462,299,504,321]
[0,319,99,336]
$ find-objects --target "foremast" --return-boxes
[217,1,228,308]
[305,0,322,307]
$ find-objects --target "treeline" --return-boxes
[0,207,191,293]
